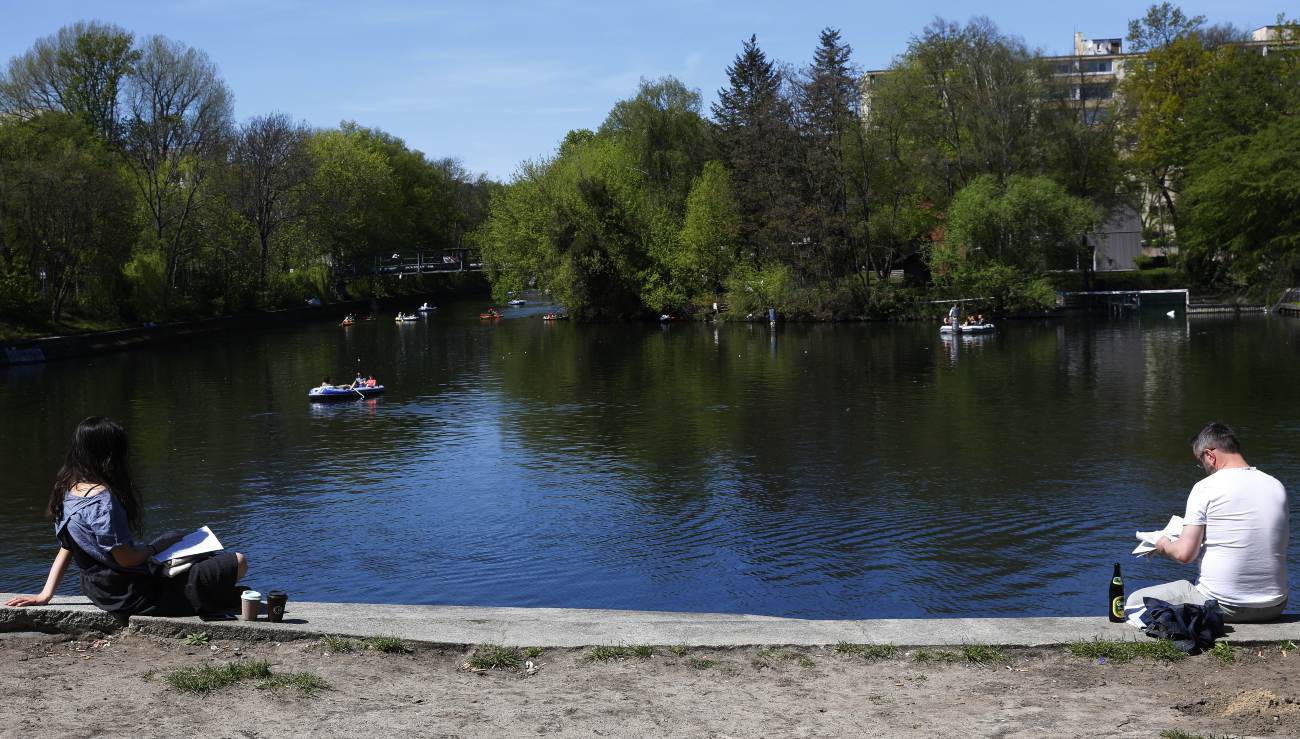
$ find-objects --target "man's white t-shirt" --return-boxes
[1185,467,1289,608]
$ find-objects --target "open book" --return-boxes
[153,525,224,564]
[1132,515,1183,556]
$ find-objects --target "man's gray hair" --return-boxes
[1190,422,1241,455]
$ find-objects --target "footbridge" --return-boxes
[354,249,483,276]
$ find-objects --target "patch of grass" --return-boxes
[583,645,629,662]
[184,632,211,646]
[629,644,654,658]
[320,635,356,653]
[469,643,522,671]
[1210,641,1234,665]
[165,661,272,694]
[960,644,1005,665]
[522,647,544,659]
[1066,639,1186,663]
[1282,640,1297,654]
[1158,731,1226,739]
[141,669,156,682]
[258,671,331,696]
[687,656,715,669]
[366,636,412,654]
[835,642,899,660]
[912,649,958,664]
[796,655,816,668]
[668,644,688,656]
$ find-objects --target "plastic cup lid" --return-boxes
[241,590,262,601]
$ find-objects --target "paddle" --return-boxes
[352,357,365,398]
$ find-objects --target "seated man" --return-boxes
[1127,422,1289,622]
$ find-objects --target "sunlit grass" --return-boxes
[469,643,522,670]
[1066,639,1186,663]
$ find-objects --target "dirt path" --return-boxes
[2,630,1298,738]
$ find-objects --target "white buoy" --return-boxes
[1166,310,1175,318]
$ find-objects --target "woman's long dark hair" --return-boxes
[48,417,144,535]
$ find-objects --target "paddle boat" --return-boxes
[507,298,526,306]
[340,316,355,327]
[308,384,385,401]
[479,307,502,320]
[395,312,419,322]
[418,302,436,313]
[940,323,994,335]
[542,313,568,321]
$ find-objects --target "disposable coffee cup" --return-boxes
[266,590,288,623]
[240,590,261,621]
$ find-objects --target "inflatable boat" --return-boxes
[308,385,385,401]
[940,323,995,334]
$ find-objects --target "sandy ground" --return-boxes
[2,629,1299,738]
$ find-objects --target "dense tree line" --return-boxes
[481,7,1300,319]
[0,21,496,331]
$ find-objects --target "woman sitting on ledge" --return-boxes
[4,416,249,616]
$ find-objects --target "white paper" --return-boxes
[1132,515,1184,556]
[152,526,223,563]
[1126,608,1147,629]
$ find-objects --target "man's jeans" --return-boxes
[1125,579,1286,623]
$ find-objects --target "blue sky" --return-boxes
[1,1,1286,181]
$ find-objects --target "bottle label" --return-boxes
[1111,596,1124,619]
[1112,577,1123,586]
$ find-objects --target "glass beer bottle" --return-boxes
[1108,563,1125,623]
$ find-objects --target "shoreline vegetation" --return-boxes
[2,6,1298,340]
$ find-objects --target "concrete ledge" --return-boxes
[5,595,1299,648]
[0,596,124,634]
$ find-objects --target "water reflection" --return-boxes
[1,308,1297,618]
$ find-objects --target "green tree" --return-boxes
[0,113,134,322]
[0,20,138,142]
[1118,32,1211,242]
[302,126,394,281]
[231,112,312,288]
[600,76,713,211]
[796,28,869,298]
[677,160,741,303]
[1126,3,1205,52]
[1180,115,1300,295]
[122,34,234,291]
[936,175,1097,309]
[712,35,800,263]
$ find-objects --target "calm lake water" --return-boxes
[2,301,1298,619]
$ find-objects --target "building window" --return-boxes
[1082,59,1112,74]
[1080,83,1113,101]
[1083,107,1112,125]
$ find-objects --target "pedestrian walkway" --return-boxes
[4,594,1298,647]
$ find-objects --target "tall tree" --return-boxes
[712,35,800,264]
[122,34,234,289]
[0,113,134,322]
[1118,33,1211,242]
[1180,115,1300,293]
[1126,3,1205,52]
[302,127,394,276]
[796,28,869,298]
[600,76,713,211]
[231,112,312,287]
[0,21,138,142]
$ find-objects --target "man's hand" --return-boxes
[148,530,188,555]
[4,593,52,607]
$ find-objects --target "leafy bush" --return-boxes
[122,249,170,321]
[723,261,795,317]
